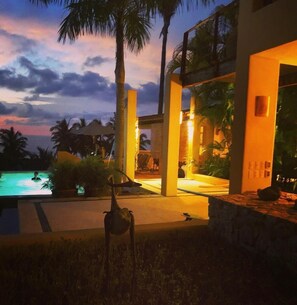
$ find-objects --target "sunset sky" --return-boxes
[0,0,231,136]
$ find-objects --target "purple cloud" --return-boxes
[83,56,111,67]
[0,29,38,54]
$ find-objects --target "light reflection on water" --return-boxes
[0,172,51,196]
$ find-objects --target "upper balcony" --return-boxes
[180,0,239,87]
[180,0,297,88]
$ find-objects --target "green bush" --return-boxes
[43,161,78,192]
[201,154,230,179]
[77,156,112,196]
[200,140,231,179]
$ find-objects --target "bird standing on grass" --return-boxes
[102,170,141,298]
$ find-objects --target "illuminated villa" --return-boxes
[123,0,297,197]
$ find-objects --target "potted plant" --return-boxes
[43,161,78,197]
[77,156,112,197]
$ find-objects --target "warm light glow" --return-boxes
[179,111,183,124]
[135,119,139,153]
[199,126,204,155]
[187,120,194,139]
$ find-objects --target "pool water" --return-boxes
[0,172,51,196]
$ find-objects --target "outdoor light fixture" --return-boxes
[187,120,194,139]
[255,96,270,117]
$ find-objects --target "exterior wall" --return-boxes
[161,74,182,196]
[124,90,137,180]
[198,117,215,164]
[179,121,188,163]
[230,0,297,193]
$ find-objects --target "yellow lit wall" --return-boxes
[230,0,297,193]
[124,90,137,180]
[242,55,279,191]
[161,74,182,196]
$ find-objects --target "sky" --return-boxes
[0,0,232,137]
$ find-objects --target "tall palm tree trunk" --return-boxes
[114,21,125,172]
[157,18,170,115]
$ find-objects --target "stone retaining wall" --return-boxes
[208,193,297,273]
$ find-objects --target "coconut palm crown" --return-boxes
[151,0,213,115]
[29,0,152,172]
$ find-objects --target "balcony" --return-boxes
[180,0,239,87]
[180,0,297,88]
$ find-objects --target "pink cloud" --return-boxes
[0,116,50,136]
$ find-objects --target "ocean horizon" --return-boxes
[25,135,54,153]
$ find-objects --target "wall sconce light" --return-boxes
[255,96,270,117]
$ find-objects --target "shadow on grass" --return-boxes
[0,225,296,305]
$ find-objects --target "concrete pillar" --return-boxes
[161,73,182,196]
[124,89,137,180]
[230,55,279,193]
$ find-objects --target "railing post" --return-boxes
[180,31,189,85]
[212,12,220,75]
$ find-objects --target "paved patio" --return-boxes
[18,193,209,234]
[0,176,228,236]
[137,177,229,196]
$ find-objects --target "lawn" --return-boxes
[0,224,296,305]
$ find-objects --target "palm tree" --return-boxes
[0,127,28,170]
[30,0,151,172]
[70,118,93,157]
[29,147,54,170]
[50,118,74,153]
[154,0,213,115]
[193,82,234,147]
[103,114,116,156]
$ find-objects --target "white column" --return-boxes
[161,73,183,196]
[124,90,137,180]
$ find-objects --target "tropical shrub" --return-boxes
[43,161,79,196]
[77,156,112,196]
[201,154,230,179]
[200,140,231,179]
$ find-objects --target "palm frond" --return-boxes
[124,5,151,53]
[58,0,113,43]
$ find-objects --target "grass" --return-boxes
[0,225,296,305]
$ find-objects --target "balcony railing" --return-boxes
[180,0,239,87]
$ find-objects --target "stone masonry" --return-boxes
[208,192,297,273]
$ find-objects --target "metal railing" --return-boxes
[180,0,239,86]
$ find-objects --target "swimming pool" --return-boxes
[0,171,51,196]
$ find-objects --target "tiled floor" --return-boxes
[16,177,228,234]
[18,193,209,234]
